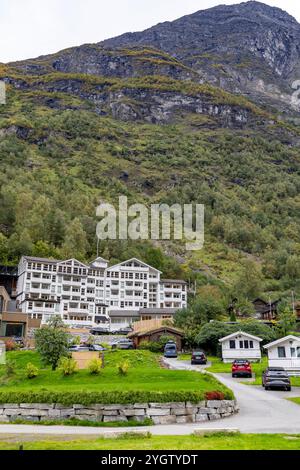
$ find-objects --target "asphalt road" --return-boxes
[0,359,300,437]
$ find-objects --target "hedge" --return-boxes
[0,389,234,406]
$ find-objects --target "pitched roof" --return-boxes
[219,330,263,343]
[107,258,162,273]
[128,326,183,338]
[263,335,300,349]
[21,256,61,264]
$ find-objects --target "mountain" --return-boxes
[9,1,300,115]
[0,1,299,301]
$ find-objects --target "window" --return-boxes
[244,340,249,349]
[278,346,286,358]
[239,341,243,349]
[249,341,254,349]
[229,340,236,349]
[290,347,300,358]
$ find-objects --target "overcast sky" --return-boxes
[0,0,299,63]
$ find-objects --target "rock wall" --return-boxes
[0,400,239,424]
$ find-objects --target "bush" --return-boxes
[4,340,17,351]
[0,388,234,406]
[205,391,225,401]
[59,357,77,376]
[5,360,16,377]
[88,358,102,375]
[139,336,176,353]
[117,360,130,376]
[26,362,39,379]
[139,340,161,353]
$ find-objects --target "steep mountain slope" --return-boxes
[10,1,300,114]
[0,1,299,300]
[102,1,300,113]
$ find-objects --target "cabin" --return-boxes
[219,330,262,363]
[263,335,300,374]
[128,326,184,351]
[252,298,280,320]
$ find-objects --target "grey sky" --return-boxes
[0,0,299,63]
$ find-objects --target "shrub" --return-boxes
[59,357,77,376]
[26,362,39,379]
[4,340,17,351]
[88,358,102,375]
[0,388,234,406]
[139,340,161,353]
[205,391,225,401]
[117,360,130,376]
[5,360,16,377]
[139,336,176,353]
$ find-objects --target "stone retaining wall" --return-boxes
[0,400,239,424]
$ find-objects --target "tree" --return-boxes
[240,320,277,345]
[276,308,297,337]
[61,217,88,260]
[195,320,277,355]
[34,316,69,370]
[195,321,235,355]
[233,260,264,300]
[175,292,226,329]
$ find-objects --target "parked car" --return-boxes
[262,369,291,391]
[263,366,285,374]
[113,339,134,350]
[232,359,252,378]
[164,341,177,358]
[68,345,89,352]
[88,344,106,352]
[191,350,207,365]
[112,327,133,335]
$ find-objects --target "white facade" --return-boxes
[16,256,187,328]
[264,335,300,373]
[219,331,262,363]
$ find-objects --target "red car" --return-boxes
[232,359,252,378]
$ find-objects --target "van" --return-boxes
[164,340,177,358]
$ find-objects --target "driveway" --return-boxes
[0,359,300,437]
[164,358,300,434]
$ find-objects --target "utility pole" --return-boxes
[292,291,296,315]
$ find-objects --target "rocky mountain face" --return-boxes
[1,2,300,292]
[102,1,300,113]
[8,1,300,117]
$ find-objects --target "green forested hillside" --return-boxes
[0,64,299,303]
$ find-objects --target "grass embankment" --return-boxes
[0,350,233,404]
[1,433,300,450]
[288,398,300,406]
[179,354,300,387]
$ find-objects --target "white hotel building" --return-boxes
[16,256,187,329]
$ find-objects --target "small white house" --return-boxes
[264,335,300,374]
[219,331,262,363]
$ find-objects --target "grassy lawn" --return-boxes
[288,398,300,406]
[1,433,300,450]
[0,350,232,398]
